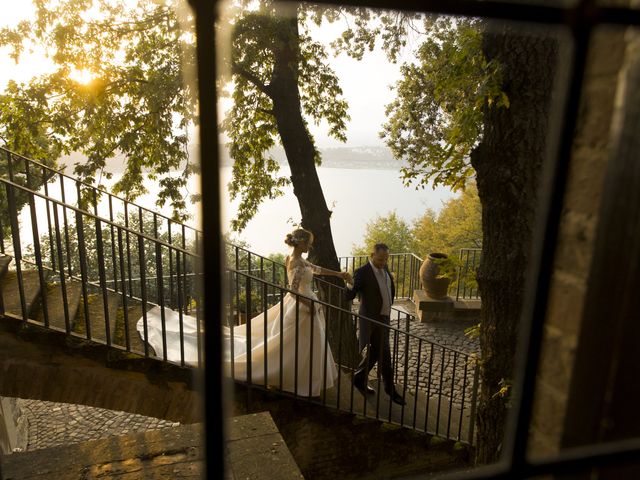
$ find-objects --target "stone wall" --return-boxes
[529,25,631,455]
[230,386,471,480]
[0,317,202,424]
[0,397,28,454]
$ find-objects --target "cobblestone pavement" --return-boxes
[360,301,481,406]
[17,399,180,451]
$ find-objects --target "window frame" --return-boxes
[187,0,640,478]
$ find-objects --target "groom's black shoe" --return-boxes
[354,381,375,396]
[389,390,406,406]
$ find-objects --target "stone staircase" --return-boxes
[0,254,153,357]
[1,412,304,480]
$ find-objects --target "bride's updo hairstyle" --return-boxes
[285,228,313,247]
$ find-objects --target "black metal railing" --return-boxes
[226,268,479,443]
[0,146,292,294]
[452,248,481,301]
[0,146,202,263]
[339,250,482,303]
[0,147,482,441]
[0,169,480,442]
[339,253,423,300]
[1,178,203,367]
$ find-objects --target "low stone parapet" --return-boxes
[413,290,481,323]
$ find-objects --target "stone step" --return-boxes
[0,270,46,319]
[0,412,303,480]
[112,299,155,356]
[33,280,82,332]
[73,289,122,343]
[1,423,205,480]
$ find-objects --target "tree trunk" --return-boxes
[268,12,359,368]
[470,28,557,464]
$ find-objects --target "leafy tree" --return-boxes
[352,184,481,258]
[380,17,557,463]
[0,0,368,363]
[412,182,482,257]
[381,17,505,191]
[0,0,197,220]
[351,211,414,256]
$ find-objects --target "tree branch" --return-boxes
[232,63,272,97]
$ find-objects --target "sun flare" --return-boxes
[68,68,95,85]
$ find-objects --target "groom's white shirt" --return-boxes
[369,260,392,316]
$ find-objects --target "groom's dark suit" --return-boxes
[346,261,396,394]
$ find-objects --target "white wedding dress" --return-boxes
[222,256,339,396]
[136,305,200,365]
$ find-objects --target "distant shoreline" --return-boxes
[59,145,408,175]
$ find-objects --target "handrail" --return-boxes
[228,267,479,443]
[3,176,201,365]
[0,145,202,238]
[0,178,197,257]
[231,268,471,356]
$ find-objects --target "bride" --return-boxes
[223,228,349,397]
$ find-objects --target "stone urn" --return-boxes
[419,253,452,300]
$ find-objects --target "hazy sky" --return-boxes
[0,2,418,149]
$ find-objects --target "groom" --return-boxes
[345,243,406,405]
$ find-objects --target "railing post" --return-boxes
[468,359,480,445]
[109,195,118,293]
[27,189,51,327]
[168,221,175,307]
[117,226,131,351]
[138,235,149,357]
[59,173,73,278]
[42,168,56,272]
[245,272,253,407]
[5,183,28,320]
[95,218,111,345]
[52,203,71,333]
[155,218,168,361]
[175,245,185,366]
[75,210,92,339]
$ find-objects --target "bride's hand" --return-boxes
[342,271,353,284]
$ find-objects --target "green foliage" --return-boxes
[381,17,506,191]
[412,182,482,258]
[351,211,414,256]
[464,323,480,339]
[221,2,352,231]
[25,209,197,309]
[0,0,197,220]
[327,8,420,63]
[352,182,482,258]
[430,254,463,281]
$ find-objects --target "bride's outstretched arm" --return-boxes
[311,264,351,282]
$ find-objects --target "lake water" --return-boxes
[220,165,456,256]
[20,165,455,257]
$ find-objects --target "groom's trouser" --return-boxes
[354,315,394,393]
